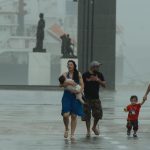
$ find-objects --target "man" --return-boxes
[143,84,150,100]
[82,61,106,137]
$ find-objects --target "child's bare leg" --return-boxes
[126,121,132,136]
[76,94,85,104]
[133,121,138,137]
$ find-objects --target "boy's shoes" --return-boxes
[133,133,137,138]
[127,130,131,136]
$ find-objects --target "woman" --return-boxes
[59,60,84,140]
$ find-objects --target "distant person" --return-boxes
[124,95,146,137]
[59,75,85,104]
[59,60,84,140]
[143,84,150,100]
[82,61,106,137]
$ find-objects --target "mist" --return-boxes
[0,0,149,87]
[0,0,77,85]
[116,0,150,86]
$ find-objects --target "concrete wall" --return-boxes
[78,0,116,89]
[28,53,51,85]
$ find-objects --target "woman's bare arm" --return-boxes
[79,72,84,93]
[64,80,76,86]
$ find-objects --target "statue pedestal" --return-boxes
[33,48,46,52]
[28,52,51,85]
[60,58,78,75]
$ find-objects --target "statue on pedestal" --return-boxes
[60,34,77,58]
[60,34,67,57]
[33,13,46,52]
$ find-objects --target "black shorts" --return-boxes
[82,99,103,121]
[126,120,138,131]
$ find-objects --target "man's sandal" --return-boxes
[92,128,100,135]
[86,132,91,138]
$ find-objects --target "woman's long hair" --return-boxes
[67,60,79,83]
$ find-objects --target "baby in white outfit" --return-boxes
[59,75,85,104]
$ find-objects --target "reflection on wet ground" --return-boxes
[0,88,150,150]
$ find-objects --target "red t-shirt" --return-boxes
[127,103,141,121]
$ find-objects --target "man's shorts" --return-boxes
[82,99,103,121]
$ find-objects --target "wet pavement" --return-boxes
[0,87,150,150]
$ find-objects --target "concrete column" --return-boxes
[78,0,116,89]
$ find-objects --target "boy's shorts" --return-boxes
[82,99,103,121]
[126,120,138,131]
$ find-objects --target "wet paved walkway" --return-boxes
[0,87,150,150]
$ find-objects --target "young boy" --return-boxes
[59,75,85,104]
[124,95,146,137]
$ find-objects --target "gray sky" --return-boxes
[117,0,150,46]
[117,0,150,83]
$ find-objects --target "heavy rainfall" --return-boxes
[0,0,149,150]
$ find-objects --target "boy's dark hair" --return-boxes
[59,75,66,84]
[130,95,138,101]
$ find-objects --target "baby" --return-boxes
[59,75,85,104]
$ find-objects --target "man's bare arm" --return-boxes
[88,76,106,88]
[143,84,150,100]
[140,99,146,106]
[97,79,106,88]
